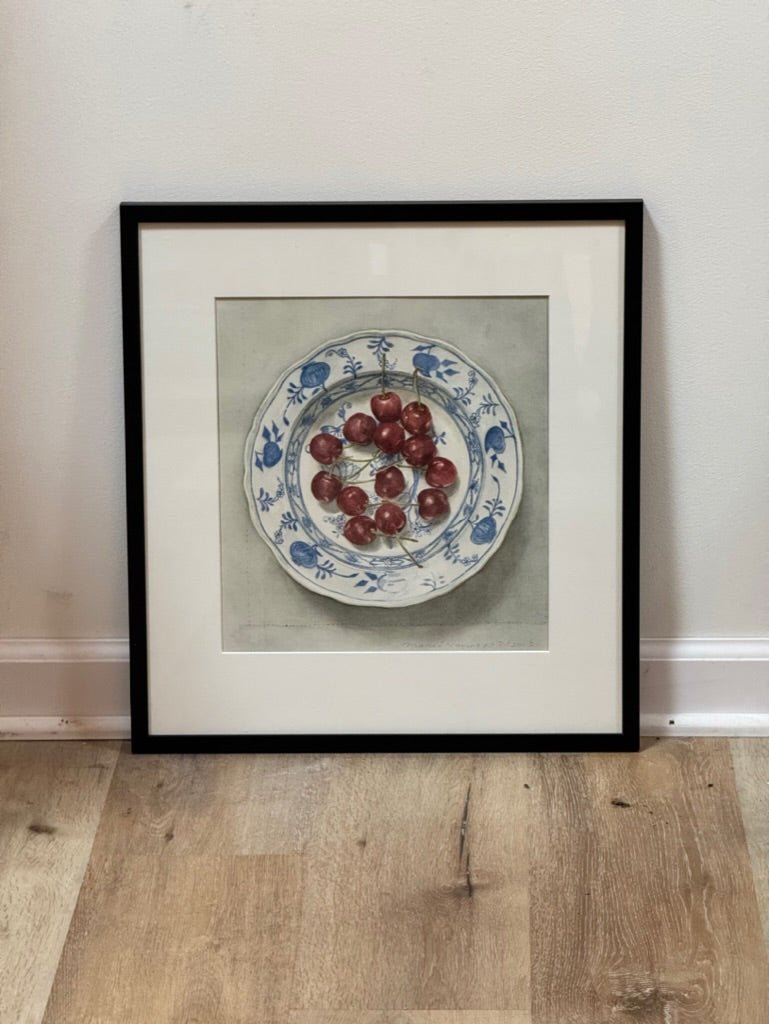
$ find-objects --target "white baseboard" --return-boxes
[1,637,767,739]
[640,713,769,737]
[0,639,130,663]
[0,641,130,731]
[639,638,769,726]
[0,716,131,740]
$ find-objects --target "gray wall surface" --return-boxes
[1,1,767,663]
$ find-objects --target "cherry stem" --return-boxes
[413,367,422,404]
[397,534,422,568]
[341,452,412,482]
[381,353,387,395]
[369,502,418,514]
[338,455,379,482]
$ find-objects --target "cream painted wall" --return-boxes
[1,0,767,642]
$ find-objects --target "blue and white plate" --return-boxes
[243,330,523,607]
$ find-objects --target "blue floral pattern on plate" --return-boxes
[244,330,523,607]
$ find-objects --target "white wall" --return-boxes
[1,2,767,713]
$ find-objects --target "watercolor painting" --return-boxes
[217,297,547,652]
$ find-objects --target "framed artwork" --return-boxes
[121,200,642,752]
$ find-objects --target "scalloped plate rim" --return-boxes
[242,328,524,608]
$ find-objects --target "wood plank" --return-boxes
[43,744,318,1023]
[293,753,530,1011]
[0,741,119,1024]
[89,748,333,856]
[43,853,303,1023]
[25,739,765,1022]
[529,737,768,1024]
[730,738,769,953]
[288,1014,531,1022]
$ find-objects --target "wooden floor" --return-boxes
[0,739,766,1023]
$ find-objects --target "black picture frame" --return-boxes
[121,200,642,754]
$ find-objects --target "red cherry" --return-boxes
[425,456,457,488]
[402,435,436,468]
[417,487,449,521]
[309,433,343,465]
[343,515,377,546]
[343,412,376,445]
[401,401,433,435]
[311,471,342,503]
[374,465,406,499]
[373,421,405,454]
[337,485,369,516]
[371,391,403,422]
[374,502,407,535]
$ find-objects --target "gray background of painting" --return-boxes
[217,297,548,651]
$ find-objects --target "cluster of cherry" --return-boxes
[308,380,457,549]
